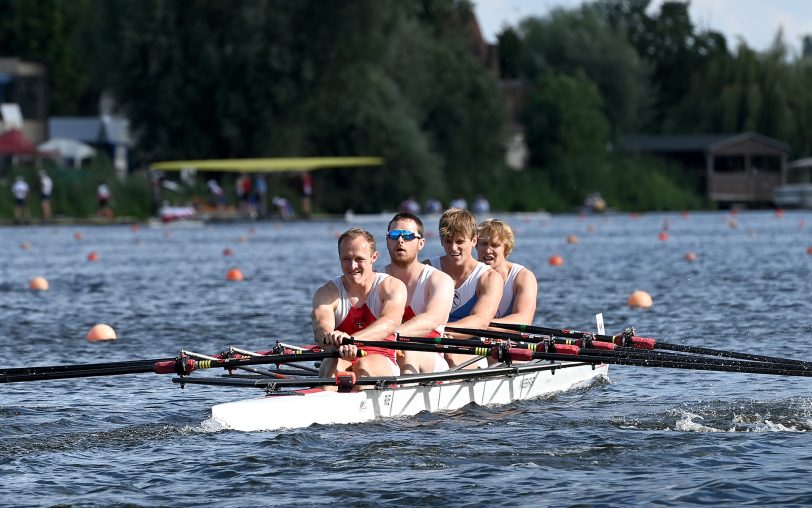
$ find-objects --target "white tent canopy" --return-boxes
[38,138,97,168]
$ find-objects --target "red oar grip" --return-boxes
[508,348,534,361]
[631,337,656,350]
[551,344,580,355]
[588,341,616,351]
[153,358,196,375]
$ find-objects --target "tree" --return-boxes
[515,5,652,136]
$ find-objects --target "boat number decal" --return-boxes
[359,400,368,411]
[383,394,392,406]
[521,377,535,390]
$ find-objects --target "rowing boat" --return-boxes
[7,322,810,433]
[199,360,608,432]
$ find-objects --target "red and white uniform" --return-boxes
[332,272,397,364]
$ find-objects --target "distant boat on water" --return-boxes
[773,158,812,209]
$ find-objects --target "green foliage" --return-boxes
[523,70,610,167]
[515,5,653,134]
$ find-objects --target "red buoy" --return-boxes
[226,268,244,281]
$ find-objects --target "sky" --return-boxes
[474,0,812,55]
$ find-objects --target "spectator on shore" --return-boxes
[399,196,420,215]
[97,181,113,218]
[12,176,30,224]
[472,195,490,215]
[255,175,268,217]
[301,172,313,217]
[39,170,53,221]
[449,196,468,210]
[236,173,252,215]
[424,198,443,214]
[207,179,225,209]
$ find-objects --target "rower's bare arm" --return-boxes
[397,270,454,337]
[448,269,503,334]
[493,268,538,326]
[354,277,407,341]
[311,282,339,348]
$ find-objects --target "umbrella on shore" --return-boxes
[38,138,97,168]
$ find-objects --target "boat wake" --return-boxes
[614,397,812,433]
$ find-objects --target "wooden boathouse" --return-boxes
[620,132,790,206]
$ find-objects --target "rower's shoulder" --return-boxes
[313,279,340,303]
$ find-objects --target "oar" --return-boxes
[530,348,812,378]
[0,350,357,384]
[490,322,812,368]
[395,334,539,351]
[455,326,812,373]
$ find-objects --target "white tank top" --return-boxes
[331,272,388,324]
[495,263,525,318]
[403,264,445,335]
[427,256,491,322]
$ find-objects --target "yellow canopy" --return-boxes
[150,156,384,173]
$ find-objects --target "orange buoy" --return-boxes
[226,268,244,281]
[29,277,49,291]
[807,246,812,255]
[74,232,83,241]
[775,208,784,218]
[20,241,31,250]
[87,251,99,262]
[680,210,689,218]
[223,247,234,257]
[566,234,579,244]
[630,212,640,220]
[628,290,653,309]
[548,255,564,266]
[684,251,698,262]
[87,323,117,342]
[658,231,669,241]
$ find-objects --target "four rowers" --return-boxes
[312,209,539,380]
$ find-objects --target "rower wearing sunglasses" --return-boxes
[312,228,408,385]
[383,212,455,374]
[476,219,538,328]
[426,208,504,369]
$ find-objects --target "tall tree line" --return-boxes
[3,0,811,212]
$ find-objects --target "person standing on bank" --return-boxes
[39,170,53,221]
[12,175,30,224]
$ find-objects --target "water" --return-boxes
[2,210,812,506]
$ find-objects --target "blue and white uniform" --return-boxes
[427,256,491,323]
[495,263,526,319]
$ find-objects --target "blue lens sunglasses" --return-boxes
[385,229,422,241]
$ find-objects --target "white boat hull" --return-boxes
[211,361,608,432]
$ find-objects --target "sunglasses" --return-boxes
[385,229,422,241]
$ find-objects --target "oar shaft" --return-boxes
[493,322,812,369]
[534,352,812,377]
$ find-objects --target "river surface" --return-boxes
[2,210,812,506]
